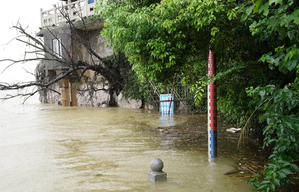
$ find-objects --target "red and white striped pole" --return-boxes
[208,47,217,159]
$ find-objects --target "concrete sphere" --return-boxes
[150,158,164,172]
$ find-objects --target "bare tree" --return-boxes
[0,7,131,106]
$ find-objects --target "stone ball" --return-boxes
[150,158,164,172]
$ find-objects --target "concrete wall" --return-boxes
[72,28,113,66]
[38,82,61,105]
[38,24,142,109]
[42,25,72,71]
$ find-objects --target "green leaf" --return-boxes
[260,180,271,185]
[254,0,263,13]
[282,161,291,167]
[295,82,299,90]
[286,60,297,71]
[246,5,254,16]
[289,9,299,24]
[281,168,293,175]
[259,89,266,99]
[274,178,280,186]
[258,3,269,16]
[269,0,282,5]
[278,170,287,178]
[290,164,299,172]
[257,184,268,190]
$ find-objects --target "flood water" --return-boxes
[0,92,252,192]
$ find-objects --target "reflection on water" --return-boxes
[159,115,176,127]
[0,93,251,192]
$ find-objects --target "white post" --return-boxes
[68,1,72,21]
[40,8,43,27]
[85,0,88,17]
[54,5,57,26]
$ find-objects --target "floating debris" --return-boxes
[226,128,242,133]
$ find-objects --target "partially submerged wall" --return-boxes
[37,19,144,108]
[38,80,142,108]
[38,82,61,105]
[36,25,142,108]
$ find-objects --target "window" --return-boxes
[53,39,62,57]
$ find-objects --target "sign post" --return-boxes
[208,47,217,159]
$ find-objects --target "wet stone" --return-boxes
[148,158,167,182]
[148,171,167,182]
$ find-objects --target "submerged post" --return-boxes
[148,158,167,182]
[208,47,217,159]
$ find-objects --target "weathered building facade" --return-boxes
[37,0,142,108]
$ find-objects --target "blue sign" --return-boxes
[160,94,174,115]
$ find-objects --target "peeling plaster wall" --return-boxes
[39,81,142,108]
[42,25,72,71]
[76,83,111,107]
[38,24,142,109]
[38,82,61,105]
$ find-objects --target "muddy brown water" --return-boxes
[0,93,253,191]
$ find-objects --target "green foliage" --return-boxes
[100,0,223,82]
[121,71,152,102]
[189,79,206,107]
[100,0,299,190]
[100,53,151,102]
[100,0,270,121]
[242,0,299,190]
[248,85,299,191]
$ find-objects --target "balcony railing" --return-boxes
[40,0,97,27]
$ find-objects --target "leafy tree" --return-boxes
[101,0,259,118]
[239,0,299,191]
[99,0,279,120]
[100,0,299,190]
[100,0,206,82]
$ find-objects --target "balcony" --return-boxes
[40,0,97,28]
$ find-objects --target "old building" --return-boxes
[37,0,142,108]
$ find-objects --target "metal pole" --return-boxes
[208,47,217,159]
[168,73,177,115]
